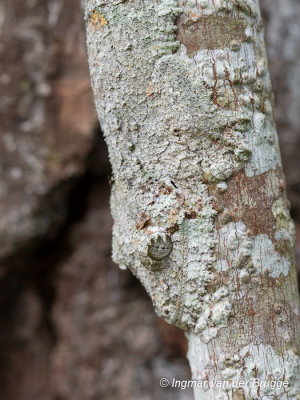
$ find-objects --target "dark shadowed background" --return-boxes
[0,1,299,399]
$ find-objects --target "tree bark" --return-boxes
[85,0,300,399]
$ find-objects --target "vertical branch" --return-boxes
[85,0,300,398]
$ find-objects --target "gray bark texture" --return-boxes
[85,0,300,399]
[0,0,300,399]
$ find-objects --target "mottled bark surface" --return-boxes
[0,0,300,399]
[86,0,300,399]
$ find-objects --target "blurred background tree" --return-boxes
[0,1,299,399]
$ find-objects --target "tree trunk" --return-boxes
[85,0,300,399]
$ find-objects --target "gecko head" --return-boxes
[126,226,188,329]
[111,183,201,330]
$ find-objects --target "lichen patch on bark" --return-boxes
[88,9,108,30]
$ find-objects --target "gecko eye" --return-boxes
[147,235,173,261]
